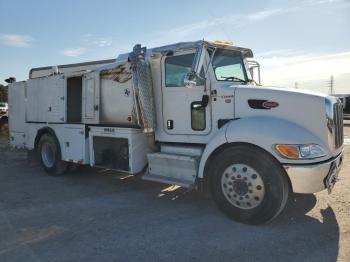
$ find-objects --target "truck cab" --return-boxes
[7,40,344,224]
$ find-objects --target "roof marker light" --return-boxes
[214,40,233,46]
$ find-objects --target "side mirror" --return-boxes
[5,77,16,84]
[184,71,197,88]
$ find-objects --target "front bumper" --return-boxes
[283,151,343,193]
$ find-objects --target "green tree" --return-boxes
[0,84,8,102]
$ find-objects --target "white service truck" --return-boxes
[0,102,8,126]
[0,102,8,114]
[7,40,344,224]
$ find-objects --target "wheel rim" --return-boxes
[41,142,55,168]
[221,163,265,210]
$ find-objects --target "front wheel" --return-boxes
[209,144,289,224]
[38,134,67,175]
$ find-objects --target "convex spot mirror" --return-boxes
[184,71,197,88]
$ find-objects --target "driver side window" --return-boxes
[165,53,205,87]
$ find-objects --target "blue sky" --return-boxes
[0,0,349,93]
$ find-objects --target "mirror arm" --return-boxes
[204,47,216,78]
[203,46,216,93]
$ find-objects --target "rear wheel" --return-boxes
[38,134,67,175]
[209,144,289,224]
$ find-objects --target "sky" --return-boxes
[0,0,349,94]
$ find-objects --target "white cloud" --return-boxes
[94,39,112,47]
[83,34,113,47]
[247,9,283,20]
[305,0,343,4]
[0,34,33,47]
[61,47,86,57]
[146,0,350,48]
[146,8,291,47]
[256,50,350,94]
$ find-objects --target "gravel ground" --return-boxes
[0,121,349,262]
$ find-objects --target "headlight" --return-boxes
[275,144,326,159]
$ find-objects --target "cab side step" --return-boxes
[142,152,199,188]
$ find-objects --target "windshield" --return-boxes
[211,49,247,82]
[0,103,7,107]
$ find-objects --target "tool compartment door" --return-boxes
[61,126,86,163]
[47,75,66,123]
[26,75,66,123]
[82,71,100,124]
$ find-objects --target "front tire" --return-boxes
[38,134,67,175]
[209,144,289,224]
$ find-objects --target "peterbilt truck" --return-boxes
[8,40,344,224]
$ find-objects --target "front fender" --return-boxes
[198,116,329,178]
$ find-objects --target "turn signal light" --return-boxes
[275,144,326,159]
[276,144,300,159]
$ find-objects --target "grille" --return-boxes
[333,102,344,148]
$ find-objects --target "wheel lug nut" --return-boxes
[256,185,262,190]
[232,167,237,172]
[239,196,243,200]
[254,196,259,201]
[252,174,257,179]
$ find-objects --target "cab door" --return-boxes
[161,50,212,136]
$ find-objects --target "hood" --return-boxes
[233,85,342,157]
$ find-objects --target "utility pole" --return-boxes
[328,75,334,95]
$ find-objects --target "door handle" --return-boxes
[94,105,99,111]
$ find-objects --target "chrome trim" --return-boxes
[284,151,343,193]
[334,102,344,148]
[325,96,344,151]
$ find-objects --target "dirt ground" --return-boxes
[0,121,349,262]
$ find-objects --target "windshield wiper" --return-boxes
[221,76,247,83]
